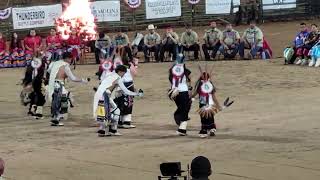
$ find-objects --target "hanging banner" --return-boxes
[205,0,240,14]
[263,0,296,10]
[189,0,200,4]
[146,0,181,19]
[90,1,120,22]
[12,4,62,30]
[124,0,142,9]
[0,7,11,20]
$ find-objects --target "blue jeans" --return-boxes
[239,42,262,58]
[218,44,240,59]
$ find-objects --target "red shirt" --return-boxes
[0,38,6,51]
[46,35,62,48]
[24,36,41,50]
[67,36,81,46]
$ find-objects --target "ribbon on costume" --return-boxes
[0,7,11,20]
[124,0,141,9]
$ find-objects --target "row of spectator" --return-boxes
[95,20,272,63]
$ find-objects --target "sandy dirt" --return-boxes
[1,21,320,180]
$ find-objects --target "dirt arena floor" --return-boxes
[1,21,320,180]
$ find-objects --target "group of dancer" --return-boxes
[19,27,232,138]
[168,48,233,138]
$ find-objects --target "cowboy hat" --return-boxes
[147,24,156,30]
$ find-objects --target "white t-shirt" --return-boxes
[177,75,189,92]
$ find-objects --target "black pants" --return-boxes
[174,92,191,125]
[199,104,216,134]
[143,45,160,62]
[182,44,200,59]
[114,82,134,116]
[117,46,133,61]
[95,48,100,64]
[202,42,221,60]
[160,43,177,62]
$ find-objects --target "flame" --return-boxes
[56,0,97,41]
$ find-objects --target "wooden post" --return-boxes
[191,4,195,26]
[133,9,137,31]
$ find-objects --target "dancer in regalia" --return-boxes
[47,53,88,126]
[193,66,234,138]
[114,57,139,129]
[21,51,47,119]
[93,65,143,137]
[168,48,192,136]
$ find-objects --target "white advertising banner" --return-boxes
[205,0,240,14]
[263,0,296,10]
[90,1,121,22]
[145,0,181,19]
[12,4,62,30]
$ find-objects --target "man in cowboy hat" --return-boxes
[180,24,200,60]
[159,26,179,62]
[143,24,161,62]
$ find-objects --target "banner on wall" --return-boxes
[0,8,11,20]
[12,4,62,29]
[90,1,121,22]
[145,0,181,19]
[205,0,240,14]
[263,0,296,10]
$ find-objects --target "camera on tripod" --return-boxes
[158,162,188,180]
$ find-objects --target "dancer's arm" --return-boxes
[64,65,87,83]
[117,79,138,96]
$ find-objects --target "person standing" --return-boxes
[202,21,222,61]
[47,54,89,126]
[168,50,192,136]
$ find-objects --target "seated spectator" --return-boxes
[23,29,42,65]
[0,158,4,180]
[180,24,200,60]
[67,28,82,63]
[159,26,179,62]
[304,24,319,66]
[0,32,10,68]
[293,22,309,65]
[95,32,113,61]
[190,156,212,180]
[46,28,63,61]
[202,21,222,61]
[143,24,160,62]
[239,20,264,59]
[113,28,133,62]
[131,31,144,57]
[219,23,241,59]
[10,32,25,67]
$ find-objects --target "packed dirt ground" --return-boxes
[1,21,320,180]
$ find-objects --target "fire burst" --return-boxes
[55,0,97,41]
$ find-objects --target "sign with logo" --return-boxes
[145,0,181,19]
[90,1,121,22]
[263,0,296,10]
[205,0,240,14]
[12,4,62,29]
